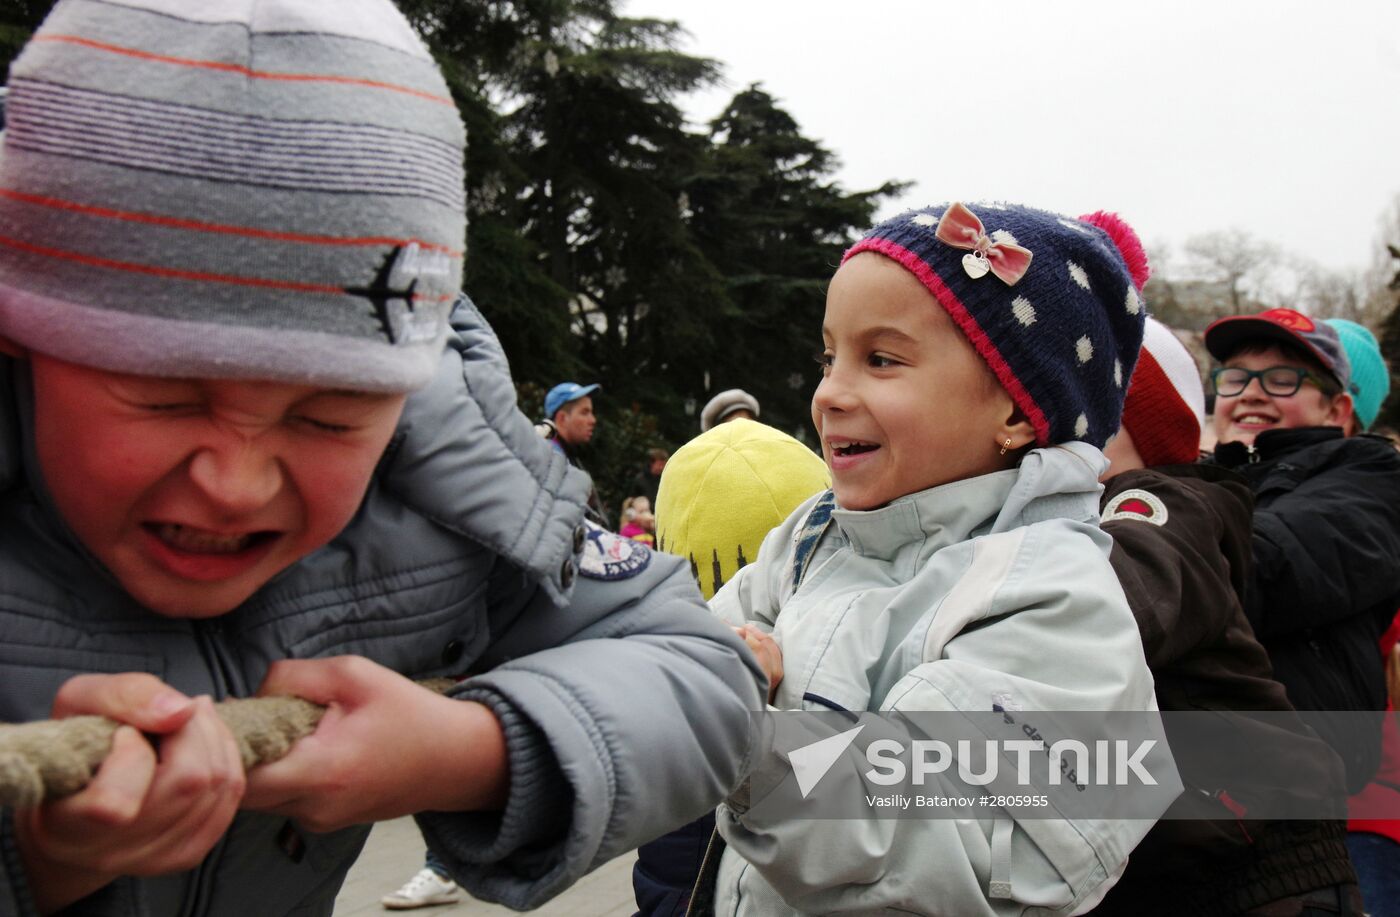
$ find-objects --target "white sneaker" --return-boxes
[381,868,462,910]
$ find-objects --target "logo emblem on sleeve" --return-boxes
[1101,489,1168,526]
[579,522,652,580]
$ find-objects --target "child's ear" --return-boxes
[1327,391,1356,431]
[995,405,1037,454]
[0,336,28,359]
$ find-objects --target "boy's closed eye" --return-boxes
[292,393,402,436]
[132,400,362,435]
[292,416,355,434]
[136,404,355,435]
[109,378,203,413]
[107,378,386,437]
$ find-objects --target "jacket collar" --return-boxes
[830,442,1107,562]
[1212,426,1342,468]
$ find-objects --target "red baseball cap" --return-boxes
[1204,308,1351,389]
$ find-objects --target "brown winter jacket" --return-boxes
[1091,464,1354,917]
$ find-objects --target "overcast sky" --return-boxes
[623,0,1400,278]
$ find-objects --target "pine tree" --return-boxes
[0,0,51,80]
[687,85,906,439]
[397,0,583,382]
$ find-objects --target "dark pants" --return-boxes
[1242,882,1366,916]
[1349,832,1400,917]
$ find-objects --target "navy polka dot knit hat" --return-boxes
[846,202,1150,448]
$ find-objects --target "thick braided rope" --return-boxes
[0,678,456,808]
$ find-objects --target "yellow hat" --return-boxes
[656,419,830,599]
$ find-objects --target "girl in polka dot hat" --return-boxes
[845,202,1150,451]
[705,202,1174,915]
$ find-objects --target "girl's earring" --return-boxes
[999,437,1012,456]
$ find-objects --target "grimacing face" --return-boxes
[30,354,407,618]
[812,253,1021,511]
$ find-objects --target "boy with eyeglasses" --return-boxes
[1205,308,1400,795]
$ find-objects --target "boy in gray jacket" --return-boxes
[0,2,761,914]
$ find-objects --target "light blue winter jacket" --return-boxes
[709,442,1178,915]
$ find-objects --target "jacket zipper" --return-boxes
[179,620,243,917]
[195,618,245,700]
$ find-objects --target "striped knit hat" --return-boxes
[0,0,465,392]
[846,203,1149,448]
[1121,318,1205,466]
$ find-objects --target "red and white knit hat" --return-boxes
[1120,318,1205,466]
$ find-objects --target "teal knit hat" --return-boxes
[1325,319,1390,430]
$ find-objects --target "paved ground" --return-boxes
[333,817,638,916]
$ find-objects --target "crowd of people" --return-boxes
[1,3,1399,917]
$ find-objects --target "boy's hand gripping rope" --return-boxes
[0,679,457,808]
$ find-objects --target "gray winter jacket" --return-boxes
[0,297,763,916]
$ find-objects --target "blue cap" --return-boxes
[545,382,600,418]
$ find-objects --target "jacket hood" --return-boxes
[351,296,593,604]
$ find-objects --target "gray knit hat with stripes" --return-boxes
[0,0,465,392]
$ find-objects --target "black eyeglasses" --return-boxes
[1210,366,1336,398]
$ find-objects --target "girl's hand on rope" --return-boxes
[15,674,244,915]
[241,656,508,833]
[734,624,784,705]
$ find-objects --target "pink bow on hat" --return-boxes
[935,202,1034,285]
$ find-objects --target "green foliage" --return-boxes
[395,2,902,448]
[688,84,906,438]
[583,401,669,522]
[0,1,51,79]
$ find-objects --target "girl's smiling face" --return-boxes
[812,253,1022,511]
